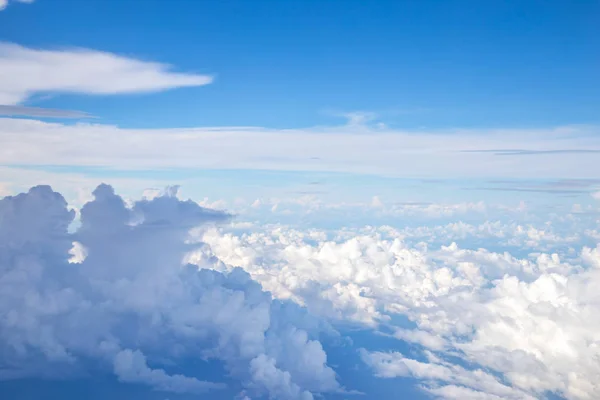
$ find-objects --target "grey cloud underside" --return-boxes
[461,149,600,156]
[488,179,600,189]
[0,105,92,119]
[0,184,340,399]
[463,178,600,195]
[462,187,590,194]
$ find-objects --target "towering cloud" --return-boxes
[0,185,339,399]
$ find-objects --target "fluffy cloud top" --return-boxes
[0,184,340,399]
[196,222,600,399]
[0,43,212,105]
[2,182,599,399]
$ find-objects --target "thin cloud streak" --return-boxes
[0,105,93,119]
[462,149,600,156]
[1,118,600,180]
[462,187,590,194]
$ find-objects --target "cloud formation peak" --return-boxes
[0,184,339,399]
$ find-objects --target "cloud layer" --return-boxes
[0,184,340,399]
[1,118,600,180]
[196,221,600,399]
[0,43,212,105]
[2,182,600,399]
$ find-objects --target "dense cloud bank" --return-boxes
[197,222,600,399]
[3,184,600,399]
[0,185,340,399]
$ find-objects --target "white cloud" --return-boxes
[193,221,600,399]
[1,118,599,179]
[0,43,212,104]
[424,385,508,400]
[0,184,341,398]
[249,354,314,400]
[371,196,384,208]
[2,182,599,399]
[360,350,536,399]
[339,111,378,126]
[113,349,225,394]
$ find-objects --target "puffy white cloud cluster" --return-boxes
[243,196,489,219]
[333,221,581,252]
[0,185,340,399]
[359,349,537,400]
[196,223,600,399]
[3,182,599,399]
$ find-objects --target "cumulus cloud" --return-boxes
[194,221,600,399]
[249,355,313,400]
[0,184,341,398]
[2,182,599,399]
[360,350,536,399]
[0,43,212,105]
[113,349,224,393]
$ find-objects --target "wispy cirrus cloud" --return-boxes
[462,179,600,196]
[0,42,213,105]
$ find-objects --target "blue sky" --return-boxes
[1,1,600,400]
[2,0,599,129]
